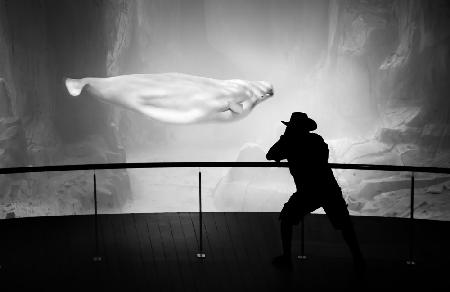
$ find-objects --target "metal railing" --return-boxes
[1,162,449,268]
[1,161,450,174]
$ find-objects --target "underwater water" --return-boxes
[0,0,449,219]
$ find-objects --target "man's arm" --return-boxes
[266,136,287,162]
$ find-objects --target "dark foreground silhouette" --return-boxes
[266,112,366,276]
[2,213,449,291]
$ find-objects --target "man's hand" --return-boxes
[65,73,274,124]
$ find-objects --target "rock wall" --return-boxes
[212,0,450,219]
[323,0,450,219]
[0,0,132,218]
[324,0,450,163]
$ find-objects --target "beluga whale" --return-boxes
[65,73,274,124]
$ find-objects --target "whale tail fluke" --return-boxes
[64,78,85,96]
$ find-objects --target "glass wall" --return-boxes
[1,0,449,219]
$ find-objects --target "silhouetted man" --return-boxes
[266,112,365,275]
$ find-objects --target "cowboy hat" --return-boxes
[281,112,317,131]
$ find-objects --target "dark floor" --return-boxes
[1,212,449,291]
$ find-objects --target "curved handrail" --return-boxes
[0,161,449,174]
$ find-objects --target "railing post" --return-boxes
[93,170,102,262]
[196,170,206,259]
[406,172,415,265]
[297,217,307,260]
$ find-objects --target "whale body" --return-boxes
[64,73,274,124]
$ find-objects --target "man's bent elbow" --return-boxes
[266,153,279,161]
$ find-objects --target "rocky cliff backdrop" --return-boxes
[1,0,449,219]
[0,0,131,218]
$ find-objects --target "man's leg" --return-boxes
[272,192,308,268]
[341,223,363,260]
[340,221,366,277]
[280,218,293,257]
[324,193,366,277]
[272,217,294,269]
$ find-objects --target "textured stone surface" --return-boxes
[0,0,132,218]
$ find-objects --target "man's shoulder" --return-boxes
[307,132,325,143]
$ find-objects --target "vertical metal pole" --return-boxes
[93,171,102,262]
[407,172,415,265]
[196,171,206,258]
[298,217,307,260]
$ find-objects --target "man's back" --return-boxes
[267,131,337,191]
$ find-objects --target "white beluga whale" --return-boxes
[65,73,274,124]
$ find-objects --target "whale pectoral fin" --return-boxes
[65,78,85,96]
[228,102,243,114]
